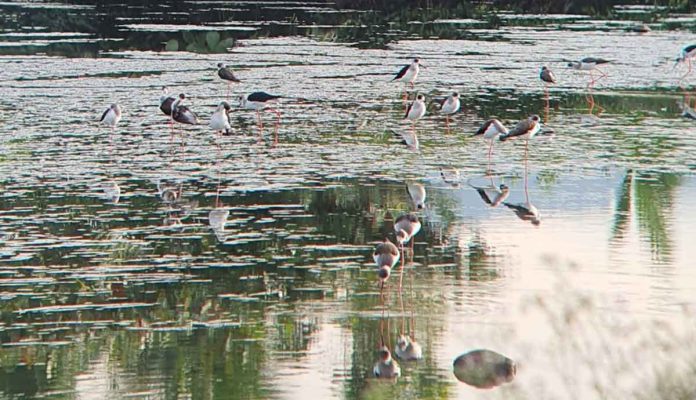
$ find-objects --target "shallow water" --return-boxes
[2,1,696,399]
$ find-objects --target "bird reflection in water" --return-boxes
[392,129,419,152]
[372,284,401,381]
[101,180,121,204]
[156,179,196,227]
[453,349,516,389]
[395,258,422,361]
[504,198,541,226]
[208,179,229,242]
[468,176,509,208]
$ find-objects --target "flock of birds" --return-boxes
[96,43,696,380]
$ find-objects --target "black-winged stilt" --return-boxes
[238,92,282,140]
[394,213,421,258]
[392,58,420,90]
[404,94,426,133]
[100,103,122,132]
[567,57,610,87]
[374,238,400,288]
[540,66,556,85]
[209,101,232,136]
[474,119,509,170]
[539,66,556,121]
[217,63,240,99]
[171,93,199,125]
[159,87,175,116]
[437,92,460,132]
[500,115,541,201]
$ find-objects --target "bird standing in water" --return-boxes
[217,63,241,99]
[500,115,541,201]
[473,119,509,171]
[394,213,422,261]
[373,238,400,289]
[567,57,610,87]
[404,94,426,134]
[437,92,460,132]
[209,101,232,136]
[392,58,421,90]
[171,94,199,126]
[100,103,122,132]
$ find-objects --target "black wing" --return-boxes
[248,92,281,102]
[684,44,696,53]
[160,97,174,116]
[173,106,198,125]
[403,101,414,119]
[582,57,609,64]
[218,68,240,82]
[474,120,493,136]
[475,188,493,205]
[100,108,110,122]
[392,64,409,81]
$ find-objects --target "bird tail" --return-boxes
[499,133,510,141]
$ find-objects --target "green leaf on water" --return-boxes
[165,39,179,52]
[206,31,220,49]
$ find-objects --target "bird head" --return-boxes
[396,229,408,245]
[222,102,231,111]
[452,92,459,98]
[416,94,425,102]
[178,93,186,100]
[530,115,541,122]
[217,62,225,68]
[500,184,509,192]
[413,58,420,64]
[378,266,391,282]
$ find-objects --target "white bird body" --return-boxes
[404,95,426,121]
[100,104,121,128]
[441,93,460,115]
[394,213,421,246]
[393,59,420,84]
[475,119,508,140]
[209,102,232,134]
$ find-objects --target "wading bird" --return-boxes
[567,57,610,87]
[437,92,460,132]
[500,115,541,201]
[394,213,421,256]
[238,92,282,138]
[209,101,232,136]
[217,63,240,99]
[171,94,199,126]
[373,238,400,288]
[404,94,426,133]
[392,58,421,90]
[100,103,122,132]
[473,119,509,170]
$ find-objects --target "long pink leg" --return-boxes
[487,140,493,172]
[524,138,530,203]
